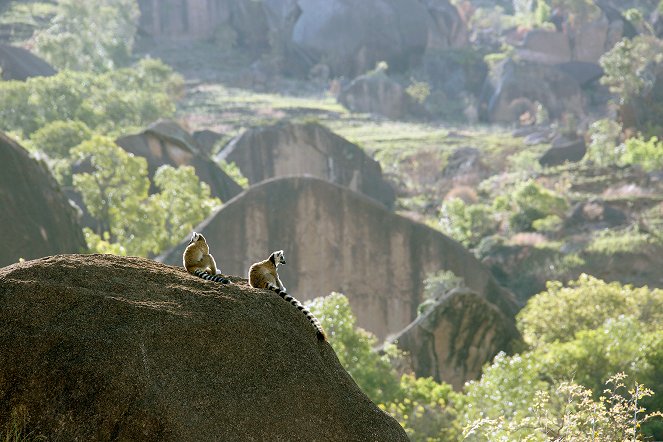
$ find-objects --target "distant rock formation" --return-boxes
[217,121,395,208]
[0,254,408,441]
[0,44,56,80]
[158,176,518,340]
[392,288,520,389]
[0,132,86,268]
[269,0,467,77]
[539,134,587,167]
[116,120,242,202]
[480,58,585,124]
[137,0,268,49]
[338,70,424,120]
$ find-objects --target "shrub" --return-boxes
[621,135,663,172]
[439,198,496,248]
[28,120,92,159]
[0,59,182,137]
[34,0,139,72]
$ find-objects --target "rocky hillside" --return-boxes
[158,176,518,341]
[0,132,86,267]
[0,254,408,441]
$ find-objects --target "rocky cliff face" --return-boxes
[0,132,86,268]
[158,176,518,340]
[217,121,395,208]
[116,120,242,202]
[0,254,408,441]
[392,288,520,389]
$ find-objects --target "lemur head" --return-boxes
[269,250,286,266]
[189,231,206,245]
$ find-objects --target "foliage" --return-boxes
[586,118,623,166]
[439,198,496,248]
[28,119,92,159]
[2,405,45,442]
[465,373,662,441]
[507,180,568,232]
[307,293,460,441]
[72,135,150,245]
[462,276,663,440]
[148,165,221,253]
[600,36,663,105]
[405,80,431,104]
[517,274,663,347]
[587,227,658,255]
[418,270,466,315]
[72,136,220,256]
[34,0,139,72]
[621,135,663,172]
[0,58,181,137]
[217,160,249,189]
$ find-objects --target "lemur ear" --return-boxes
[189,232,197,244]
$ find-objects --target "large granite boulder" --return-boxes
[0,132,86,268]
[538,134,587,167]
[137,0,268,49]
[392,288,520,389]
[337,70,421,120]
[516,29,571,65]
[282,0,466,77]
[217,121,395,208]
[481,59,585,124]
[0,254,408,441]
[157,176,519,340]
[0,44,56,80]
[116,120,242,202]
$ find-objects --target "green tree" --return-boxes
[28,120,92,159]
[621,136,663,172]
[148,165,221,254]
[71,135,151,245]
[308,293,460,441]
[439,198,496,248]
[508,180,568,232]
[34,0,139,72]
[518,274,663,347]
[0,59,181,137]
[72,137,220,257]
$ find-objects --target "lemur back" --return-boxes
[183,232,230,284]
[249,250,326,341]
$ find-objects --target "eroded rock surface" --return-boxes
[158,176,518,340]
[218,121,395,208]
[392,288,520,389]
[0,132,86,268]
[0,254,408,441]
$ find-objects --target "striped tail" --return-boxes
[193,270,231,284]
[267,284,326,341]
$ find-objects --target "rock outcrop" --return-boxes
[217,121,395,208]
[0,44,56,80]
[481,59,585,124]
[116,120,242,202]
[284,0,467,77]
[137,0,268,49]
[338,70,422,120]
[0,132,86,268]
[539,134,587,167]
[0,254,408,441]
[158,176,518,340]
[392,288,520,389]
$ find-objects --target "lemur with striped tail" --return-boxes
[183,232,231,284]
[249,250,326,341]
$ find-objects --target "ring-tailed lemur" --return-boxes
[248,250,326,341]
[183,232,231,284]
